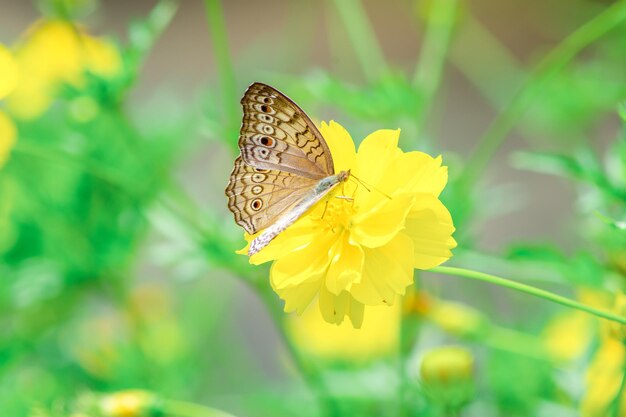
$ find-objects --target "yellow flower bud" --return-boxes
[99,390,157,417]
[419,346,475,409]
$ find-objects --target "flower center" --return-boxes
[315,183,359,234]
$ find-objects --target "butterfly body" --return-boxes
[226,82,345,256]
[248,170,349,256]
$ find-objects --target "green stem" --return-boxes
[204,0,239,151]
[412,0,458,135]
[254,281,340,417]
[162,399,239,417]
[332,0,388,82]
[462,0,626,187]
[430,266,626,325]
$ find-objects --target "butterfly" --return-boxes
[225,82,350,256]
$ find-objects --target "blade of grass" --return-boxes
[448,14,524,108]
[204,0,239,152]
[412,0,459,136]
[461,1,626,188]
[331,0,388,82]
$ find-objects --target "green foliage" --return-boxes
[2,0,626,416]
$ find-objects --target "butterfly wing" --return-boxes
[225,156,318,234]
[239,82,334,180]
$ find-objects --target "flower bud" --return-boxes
[99,390,160,417]
[419,346,475,410]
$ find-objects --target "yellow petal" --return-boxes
[275,279,322,314]
[0,111,17,168]
[318,286,364,328]
[379,151,448,197]
[247,217,320,265]
[405,194,456,269]
[354,129,400,187]
[0,44,19,99]
[350,233,415,306]
[351,194,414,248]
[320,120,356,174]
[287,303,400,361]
[270,232,336,289]
[325,232,364,295]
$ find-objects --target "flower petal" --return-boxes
[320,120,356,174]
[351,194,414,248]
[276,278,322,314]
[246,216,320,265]
[354,129,400,187]
[270,232,336,289]
[325,232,364,295]
[379,151,448,197]
[350,233,415,306]
[404,194,456,269]
[319,286,365,328]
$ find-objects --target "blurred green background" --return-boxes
[0,0,625,416]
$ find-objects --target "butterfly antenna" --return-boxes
[349,174,392,199]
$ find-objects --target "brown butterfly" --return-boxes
[225,83,349,256]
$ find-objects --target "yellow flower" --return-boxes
[287,302,401,362]
[0,44,19,168]
[0,44,19,99]
[244,121,456,327]
[7,19,121,119]
[578,290,626,417]
[542,311,593,362]
[99,390,156,417]
[581,338,626,417]
[406,291,487,338]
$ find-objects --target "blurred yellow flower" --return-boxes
[244,121,456,327]
[288,302,401,362]
[100,390,156,417]
[7,19,121,119]
[581,338,626,417]
[542,311,593,362]
[0,44,19,99]
[577,290,626,417]
[427,299,486,338]
[0,44,18,168]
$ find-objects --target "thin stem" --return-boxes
[161,399,239,417]
[430,266,626,325]
[448,14,523,108]
[412,0,458,135]
[332,0,388,82]
[254,281,340,417]
[462,1,626,188]
[204,0,239,151]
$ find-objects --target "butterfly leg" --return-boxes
[335,195,354,202]
[320,200,330,220]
